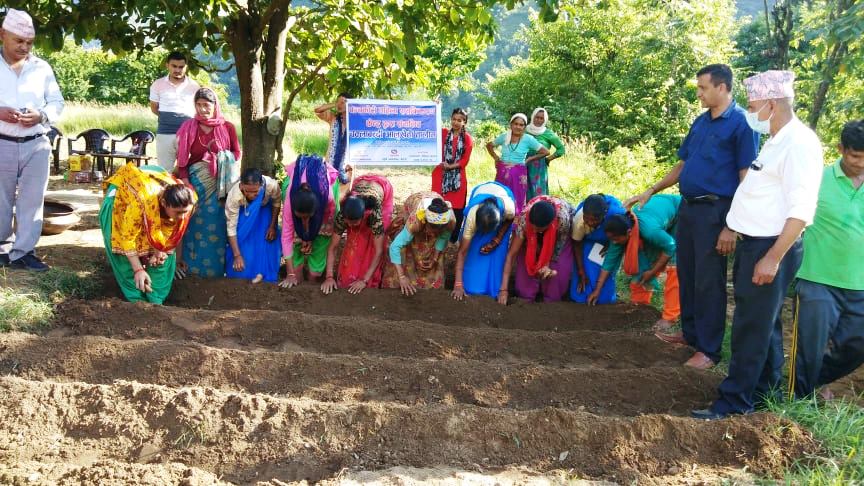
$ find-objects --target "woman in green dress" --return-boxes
[525,107,566,198]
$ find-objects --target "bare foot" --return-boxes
[819,387,835,401]
[652,319,675,332]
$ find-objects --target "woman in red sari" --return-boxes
[431,108,473,242]
[320,174,394,294]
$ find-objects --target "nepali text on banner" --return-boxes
[346,99,442,166]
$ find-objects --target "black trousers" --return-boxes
[676,198,732,363]
[790,279,864,399]
[712,237,803,415]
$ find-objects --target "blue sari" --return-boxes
[181,163,227,278]
[226,187,282,282]
[461,182,514,299]
[570,194,625,304]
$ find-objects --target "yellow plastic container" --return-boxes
[68,155,82,172]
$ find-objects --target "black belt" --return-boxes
[738,233,778,241]
[0,133,45,143]
[683,194,731,204]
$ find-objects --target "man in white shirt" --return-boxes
[692,70,824,420]
[149,51,200,171]
[0,9,64,272]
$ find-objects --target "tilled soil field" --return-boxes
[0,279,818,485]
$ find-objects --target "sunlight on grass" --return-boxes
[766,395,864,484]
[0,267,102,334]
[0,286,53,333]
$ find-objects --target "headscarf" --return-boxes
[622,211,642,276]
[290,154,330,241]
[504,113,529,146]
[175,88,240,178]
[416,198,452,225]
[194,88,226,127]
[526,108,548,136]
[524,195,561,277]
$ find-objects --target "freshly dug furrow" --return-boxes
[166,278,659,331]
[0,332,718,416]
[53,299,687,368]
[0,377,814,484]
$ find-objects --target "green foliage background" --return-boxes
[39,40,225,106]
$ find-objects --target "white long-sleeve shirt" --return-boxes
[726,116,824,237]
[0,50,64,137]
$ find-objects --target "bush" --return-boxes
[40,40,226,106]
[471,119,506,143]
[485,0,737,162]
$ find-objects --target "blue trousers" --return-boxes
[676,198,731,363]
[711,237,803,415]
[790,279,864,399]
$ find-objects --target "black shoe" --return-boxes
[691,408,728,421]
[9,253,50,272]
[0,254,9,267]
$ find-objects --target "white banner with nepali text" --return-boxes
[346,99,442,166]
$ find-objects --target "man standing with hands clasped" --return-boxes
[626,64,758,370]
[692,70,824,420]
[0,8,65,272]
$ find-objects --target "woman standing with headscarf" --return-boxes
[174,87,241,279]
[431,108,473,242]
[525,107,566,198]
[486,113,550,213]
[279,154,340,288]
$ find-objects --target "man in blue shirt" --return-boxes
[627,64,759,370]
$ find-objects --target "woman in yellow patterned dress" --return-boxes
[100,164,196,304]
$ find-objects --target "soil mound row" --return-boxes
[0,459,228,486]
[0,377,813,484]
[0,332,718,416]
[53,300,684,368]
[166,279,659,331]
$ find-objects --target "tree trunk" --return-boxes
[771,0,795,69]
[226,13,283,175]
[807,41,849,129]
[807,0,854,129]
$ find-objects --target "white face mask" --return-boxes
[745,102,773,134]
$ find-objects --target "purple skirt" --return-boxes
[514,239,574,302]
[495,162,528,214]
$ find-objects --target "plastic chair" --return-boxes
[108,130,155,174]
[67,128,111,172]
[47,126,64,174]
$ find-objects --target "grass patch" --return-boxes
[0,266,103,334]
[34,267,103,301]
[765,395,864,483]
[0,286,54,333]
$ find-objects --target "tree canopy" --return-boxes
[12,0,562,172]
